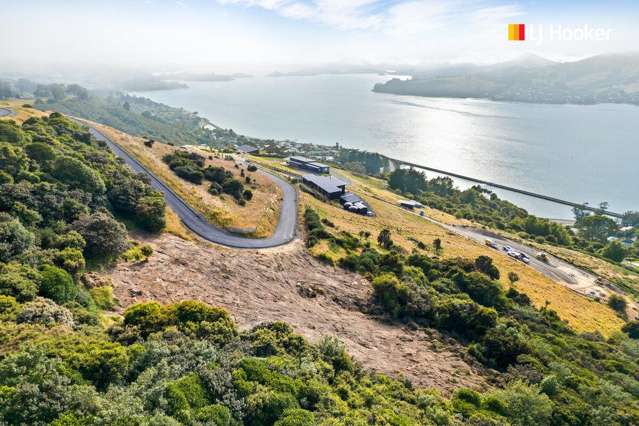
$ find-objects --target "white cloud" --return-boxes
[215,0,524,34]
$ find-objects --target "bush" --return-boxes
[601,241,627,262]
[52,156,106,194]
[0,215,34,262]
[372,273,409,318]
[52,247,86,275]
[622,320,639,339]
[135,195,166,232]
[474,256,500,280]
[173,165,204,184]
[247,164,258,172]
[16,297,74,327]
[0,263,41,302]
[608,294,628,316]
[72,211,129,260]
[243,189,253,201]
[222,178,244,199]
[39,264,77,304]
[90,286,116,310]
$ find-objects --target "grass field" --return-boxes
[0,99,48,123]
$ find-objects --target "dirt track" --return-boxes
[105,234,489,393]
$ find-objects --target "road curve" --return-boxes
[88,127,298,248]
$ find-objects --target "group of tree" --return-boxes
[304,207,639,424]
[336,149,388,176]
[162,150,253,203]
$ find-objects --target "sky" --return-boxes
[1,0,638,74]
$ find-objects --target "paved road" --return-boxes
[89,127,298,248]
[446,225,590,285]
[0,108,13,117]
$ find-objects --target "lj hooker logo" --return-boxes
[508,23,525,41]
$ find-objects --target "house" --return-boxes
[237,144,260,155]
[399,200,424,210]
[302,174,347,199]
[288,156,330,174]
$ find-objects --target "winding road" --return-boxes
[88,127,298,248]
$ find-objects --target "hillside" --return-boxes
[374,53,639,105]
[2,109,639,423]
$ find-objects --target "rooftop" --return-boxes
[303,174,347,194]
[237,144,259,153]
[289,156,315,164]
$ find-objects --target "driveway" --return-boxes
[89,127,298,248]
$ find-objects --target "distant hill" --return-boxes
[373,53,639,105]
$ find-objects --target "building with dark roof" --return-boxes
[237,145,260,154]
[302,174,346,199]
[288,156,330,174]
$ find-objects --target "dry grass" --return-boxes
[164,208,194,241]
[82,121,282,238]
[0,100,49,124]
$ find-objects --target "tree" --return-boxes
[377,229,393,249]
[508,272,520,286]
[0,214,34,262]
[601,240,627,263]
[52,156,106,195]
[372,273,409,318]
[123,101,131,111]
[577,215,617,242]
[0,143,29,177]
[25,142,56,165]
[48,83,66,101]
[39,265,77,304]
[494,381,553,426]
[433,238,443,254]
[0,121,29,145]
[474,256,500,280]
[622,321,639,339]
[135,195,166,232]
[388,168,427,195]
[621,211,639,227]
[66,84,89,100]
[607,294,627,317]
[72,212,128,259]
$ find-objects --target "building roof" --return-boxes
[303,174,347,194]
[289,156,315,164]
[400,200,424,207]
[237,145,259,153]
[309,162,329,169]
[340,193,361,203]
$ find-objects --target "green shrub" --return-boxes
[0,262,41,302]
[372,273,409,318]
[0,215,34,262]
[274,409,315,426]
[90,286,116,310]
[39,265,77,304]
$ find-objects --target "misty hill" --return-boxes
[373,53,639,105]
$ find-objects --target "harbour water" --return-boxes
[135,74,639,219]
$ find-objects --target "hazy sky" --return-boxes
[2,0,638,73]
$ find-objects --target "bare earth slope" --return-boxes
[106,234,489,393]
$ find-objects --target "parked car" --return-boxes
[536,252,549,263]
[518,253,530,264]
[507,250,520,259]
[503,245,513,252]
[485,239,498,249]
